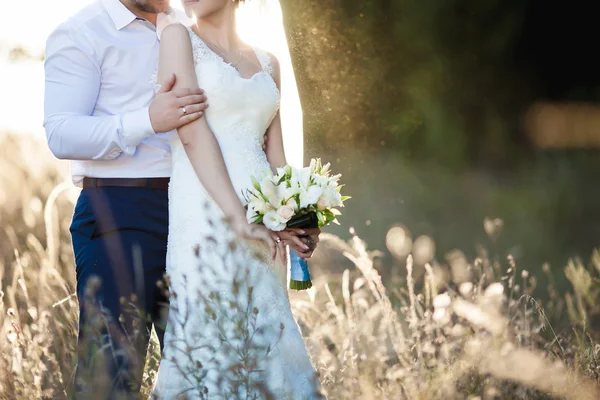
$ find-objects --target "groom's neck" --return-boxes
[120,0,160,26]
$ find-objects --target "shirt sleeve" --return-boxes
[43,24,156,161]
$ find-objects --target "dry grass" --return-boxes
[1,133,599,399]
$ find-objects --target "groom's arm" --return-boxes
[44,25,207,161]
[43,25,156,161]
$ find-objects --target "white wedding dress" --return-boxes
[153,27,321,399]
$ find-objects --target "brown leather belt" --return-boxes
[82,177,170,190]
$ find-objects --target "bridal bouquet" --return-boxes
[244,159,349,290]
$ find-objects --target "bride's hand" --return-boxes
[230,216,278,261]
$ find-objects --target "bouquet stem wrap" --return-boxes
[289,252,312,290]
[286,212,319,290]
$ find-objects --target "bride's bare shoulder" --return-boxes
[160,23,192,43]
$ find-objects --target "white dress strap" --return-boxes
[186,27,217,64]
[253,48,274,76]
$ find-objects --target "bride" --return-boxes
[152,0,323,398]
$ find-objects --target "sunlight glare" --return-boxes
[236,0,304,167]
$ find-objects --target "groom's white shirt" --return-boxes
[43,0,188,186]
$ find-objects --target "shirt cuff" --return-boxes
[120,107,156,154]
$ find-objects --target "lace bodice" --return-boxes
[169,27,280,198]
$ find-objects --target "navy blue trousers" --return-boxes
[70,186,169,398]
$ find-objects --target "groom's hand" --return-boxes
[149,74,208,133]
[279,228,321,259]
[301,227,321,258]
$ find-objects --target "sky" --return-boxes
[0,1,181,136]
[2,0,96,52]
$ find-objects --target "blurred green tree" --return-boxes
[280,0,600,286]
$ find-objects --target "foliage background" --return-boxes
[280,0,600,289]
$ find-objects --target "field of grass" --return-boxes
[1,132,599,399]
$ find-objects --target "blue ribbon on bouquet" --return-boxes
[289,250,312,290]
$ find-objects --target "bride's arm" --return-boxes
[264,55,287,168]
[158,24,276,255]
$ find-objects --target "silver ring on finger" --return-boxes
[305,236,316,250]
[181,106,187,115]
[274,237,282,244]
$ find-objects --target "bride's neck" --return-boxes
[194,10,239,50]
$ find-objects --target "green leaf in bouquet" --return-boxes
[331,208,342,216]
[332,218,340,225]
[341,195,351,202]
[316,210,326,227]
[322,209,335,221]
[260,193,270,204]
[275,174,287,185]
[242,190,250,205]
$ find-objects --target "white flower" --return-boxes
[312,174,329,188]
[316,195,330,211]
[246,204,259,223]
[299,185,324,209]
[284,185,301,200]
[326,186,342,207]
[316,187,341,210]
[288,171,300,189]
[293,167,312,190]
[273,167,290,185]
[275,182,286,198]
[263,210,287,231]
[260,178,282,208]
[286,197,299,211]
[276,165,292,179]
[260,177,278,199]
[276,205,295,222]
[249,195,269,215]
[315,186,340,210]
[328,173,342,188]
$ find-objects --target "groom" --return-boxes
[44,0,320,397]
